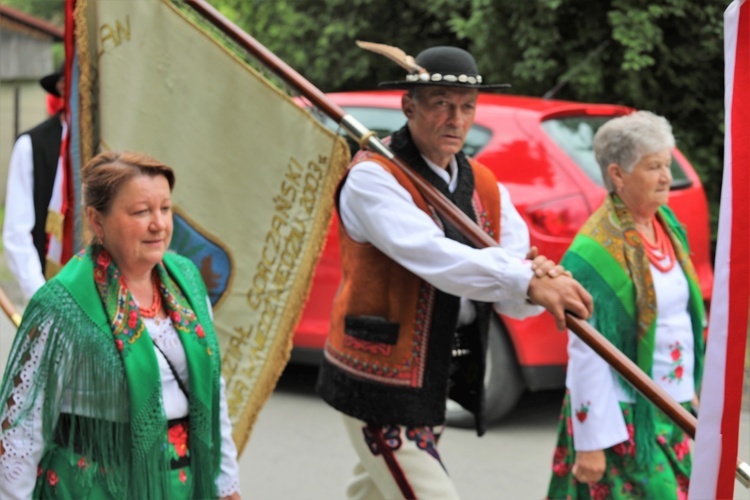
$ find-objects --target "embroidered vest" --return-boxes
[316,127,501,434]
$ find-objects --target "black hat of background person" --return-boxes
[376,46,510,90]
[39,64,63,97]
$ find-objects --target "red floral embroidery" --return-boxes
[626,423,635,438]
[97,251,111,268]
[169,422,189,457]
[662,341,685,383]
[179,469,187,483]
[77,456,88,469]
[590,482,610,500]
[552,461,571,477]
[677,474,689,500]
[575,401,591,423]
[196,324,205,338]
[170,311,182,323]
[94,267,107,285]
[128,310,138,329]
[612,424,636,456]
[46,470,59,487]
[674,438,691,461]
[115,339,124,351]
[551,446,570,476]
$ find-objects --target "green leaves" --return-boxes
[206,0,726,242]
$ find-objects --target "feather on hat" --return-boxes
[357,42,510,90]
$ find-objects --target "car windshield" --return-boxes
[317,106,492,157]
[541,116,691,189]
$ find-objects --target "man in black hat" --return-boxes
[3,65,65,300]
[316,45,593,498]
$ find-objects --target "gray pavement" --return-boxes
[238,365,750,499]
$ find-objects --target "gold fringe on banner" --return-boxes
[73,0,96,164]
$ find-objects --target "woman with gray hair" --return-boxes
[547,111,705,499]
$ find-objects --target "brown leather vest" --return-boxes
[317,151,501,430]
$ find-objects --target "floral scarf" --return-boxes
[91,243,221,498]
[0,244,222,498]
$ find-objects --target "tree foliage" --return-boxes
[448,0,726,229]
[224,0,727,236]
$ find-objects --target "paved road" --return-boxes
[237,364,750,500]
[239,364,566,499]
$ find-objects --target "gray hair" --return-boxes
[593,111,675,192]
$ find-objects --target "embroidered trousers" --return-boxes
[342,414,460,500]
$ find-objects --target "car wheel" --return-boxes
[445,317,525,428]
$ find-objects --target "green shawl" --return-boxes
[0,245,222,498]
[562,195,705,467]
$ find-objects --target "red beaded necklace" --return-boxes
[138,273,163,318]
[638,217,676,273]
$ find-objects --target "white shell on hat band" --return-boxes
[406,73,483,84]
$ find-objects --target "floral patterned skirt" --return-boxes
[33,418,194,499]
[546,391,691,500]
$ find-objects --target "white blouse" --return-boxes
[566,261,696,451]
[2,124,65,301]
[339,153,544,323]
[0,315,241,498]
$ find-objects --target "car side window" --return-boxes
[541,116,690,189]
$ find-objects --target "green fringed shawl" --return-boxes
[562,195,705,468]
[0,246,222,498]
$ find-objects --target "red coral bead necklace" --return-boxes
[138,272,163,318]
[638,216,676,273]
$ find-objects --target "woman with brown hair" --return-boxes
[0,151,241,499]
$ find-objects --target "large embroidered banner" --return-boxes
[69,0,349,453]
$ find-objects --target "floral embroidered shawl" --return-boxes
[0,245,222,498]
[561,195,705,467]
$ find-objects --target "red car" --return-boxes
[294,90,714,426]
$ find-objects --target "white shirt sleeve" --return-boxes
[216,376,241,497]
[497,182,529,259]
[3,135,47,300]
[0,323,50,500]
[203,299,241,497]
[339,161,538,308]
[566,323,629,451]
[492,183,544,318]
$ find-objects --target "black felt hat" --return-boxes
[377,46,510,90]
[39,64,63,97]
